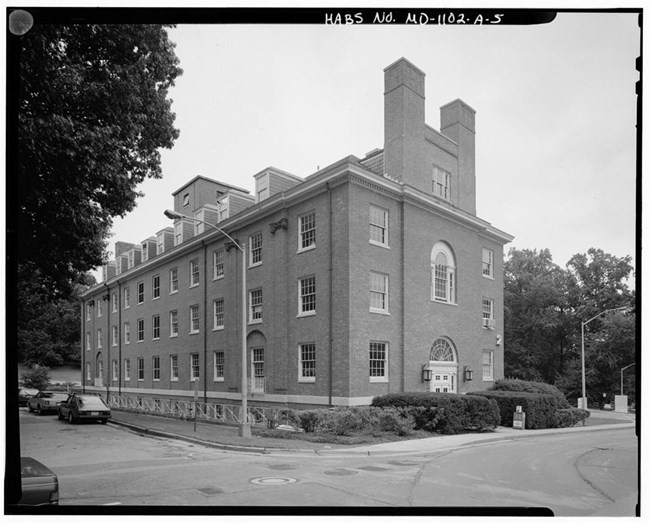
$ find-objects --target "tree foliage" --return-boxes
[16,23,182,297]
[20,365,51,391]
[504,247,636,406]
[13,23,182,366]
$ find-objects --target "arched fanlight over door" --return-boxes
[428,338,458,393]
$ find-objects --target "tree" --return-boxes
[503,248,571,382]
[20,365,51,391]
[14,23,182,298]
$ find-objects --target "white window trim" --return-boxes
[369,341,389,383]
[482,298,495,330]
[169,311,179,338]
[190,354,200,382]
[213,298,225,331]
[482,248,495,279]
[152,275,161,300]
[369,271,389,315]
[298,276,316,318]
[189,259,200,288]
[249,289,263,325]
[137,319,145,343]
[124,360,131,381]
[431,243,457,305]
[297,211,317,254]
[482,350,495,381]
[170,355,179,382]
[369,204,389,248]
[298,343,316,383]
[249,233,263,268]
[124,323,130,345]
[213,249,225,281]
[213,351,225,382]
[152,315,161,340]
[137,358,145,382]
[169,267,179,295]
[152,356,161,382]
[189,305,200,334]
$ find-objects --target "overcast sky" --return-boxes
[99,10,639,279]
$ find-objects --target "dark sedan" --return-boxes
[27,392,68,415]
[18,457,59,506]
[58,394,111,424]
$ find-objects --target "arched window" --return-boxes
[429,338,456,362]
[431,242,456,303]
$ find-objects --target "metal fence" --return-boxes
[106,394,282,426]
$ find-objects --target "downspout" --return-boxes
[81,300,86,393]
[203,241,208,404]
[104,283,110,401]
[400,198,406,393]
[117,281,122,396]
[326,181,333,407]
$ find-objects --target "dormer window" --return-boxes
[256,173,270,203]
[433,165,451,201]
[183,193,190,207]
[217,196,229,222]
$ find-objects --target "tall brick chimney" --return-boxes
[383,57,426,187]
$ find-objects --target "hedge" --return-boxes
[555,408,590,428]
[371,392,500,434]
[490,379,571,409]
[467,391,558,429]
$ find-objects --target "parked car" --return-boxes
[18,388,39,407]
[58,394,111,424]
[18,457,59,506]
[27,392,69,415]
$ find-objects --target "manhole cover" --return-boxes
[323,469,358,476]
[357,465,389,472]
[267,464,299,471]
[197,487,224,496]
[250,477,298,485]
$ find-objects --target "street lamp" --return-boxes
[164,210,251,438]
[580,306,629,410]
[620,363,635,396]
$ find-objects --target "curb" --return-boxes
[108,418,635,457]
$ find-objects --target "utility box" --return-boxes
[513,405,526,430]
[614,395,628,413]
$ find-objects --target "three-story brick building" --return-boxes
[80,58,513,409]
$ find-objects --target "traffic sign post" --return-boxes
[513,405,526,430]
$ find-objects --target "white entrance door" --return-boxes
[429,365,457,393]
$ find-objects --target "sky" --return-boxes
[97,8,639,280]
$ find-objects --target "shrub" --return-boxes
[320,408,364,436]
[491,379,570,409]
[295,409,322,433]
[266,408,298,429]
[555,408,590,428]
[377,408,415,436]
[372,392,499,434]
[20,365,51,391]
[468,391,558,429]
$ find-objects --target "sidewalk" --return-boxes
[108,408,636,456]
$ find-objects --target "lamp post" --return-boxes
[580,305,629,410]
[164,210,251,438]
[620,363,635,396]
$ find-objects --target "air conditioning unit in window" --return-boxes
[483,319,496,330]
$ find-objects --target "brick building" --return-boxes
[80,58,513,409]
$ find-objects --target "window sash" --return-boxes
[250,233,263,265]
[369,342,387,378]
[299,277,316,313]
[300,343,316,379]
[153,275,160,298]
[170,355,179,380]
[190,260,199,286]
[153,357,160,380]
[190,305,200,333]
[137,358,144,380]
[137,282,144,304]
[170,311,179,336]
[369,272,388,311]
[170,268,178,293]
[152,315,160,339]
[213,249,224,279]
[214,351,225,379]
[190,354,200,380]
[137,319,145,342]
[369,205,388,245]
[214,299,224,328]
[250,290,263,321]
[299,213,316,250]
[482,351,494,380]
[124,360,130,381]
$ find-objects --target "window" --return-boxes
[214,351,224,381]
[482,350,494,381]
[482,298,495,329]
[369,272,389,313]
[299,212,316,251]
[137,358,144,381]
[213,299,224,330]
[153,275,160,299]
[152,314,160,339]
[194,210,205,236]
[217,196,229,222]
[112,292,118,312]
[170,355,179,381]
[156,232,165,254]
[299,343,316,382]
[170,267,178,294]
[124,287,130,308]
[430,338,455,361]
[190,305,200,333]
[256,173,269,203]
[112,360,118,381]
[141,242,149,263]
[183,193,190,207]
[127,250,135,269]
[112,325,118,347]
[213,249,224,279]
[249,289,263,323]
[170,310,179,337]
[299,276,316,316]
[369,342,388,382]
[431,243,456,304]
[85,332,91,351]
[86,304,91,321]
[174,221,183,246]
[124,323,130,345]
[137,282,144,304]
[190,259,200,287]
[97,329,102,349]
[369,205,388,247]
[482,248,494,278]
[97,300,102,317]
[137,319,145,342]
[250,233,263,266]
[433,165,451,200]
[86,363,91,382]
[153,356,160,381]
[124,359,131,381]
[190,353,200,381]
[252,348,264,381]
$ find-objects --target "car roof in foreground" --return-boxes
[20,457,57,478]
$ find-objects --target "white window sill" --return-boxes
[153,379,160,382]
[170,333,178,338]
[483,378,494,382]
[213,326,225,332]
[189,283,200,289]
[152,337,160,341]
[189,331,200,336]
[482,275,495,281]
[299,377,316,383]
[213,275,224,282]
[432,299,458,307]
[170,290,178,295]
[170,378,178,382]
[297,245,316,254]
[298,311,316,318]
[370,377,389,383]
[370,309,390,316]
[213,377,225,383]
[369,241,390,249]
[249,319,263,326]
[153,296,160,301]
[248,262,263,269]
